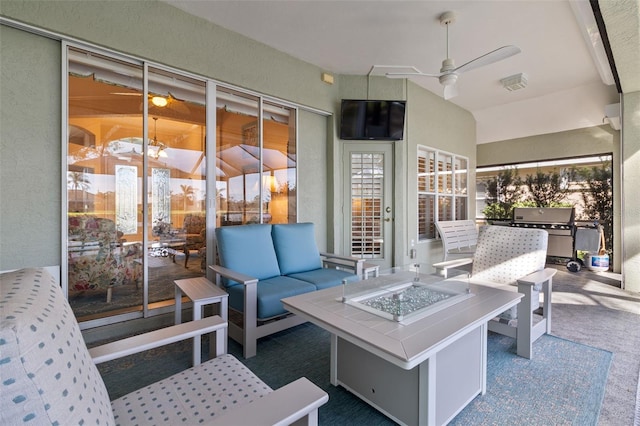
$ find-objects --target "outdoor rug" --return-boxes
[99,323,612,425]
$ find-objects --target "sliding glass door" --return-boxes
[66,48,207,322]
[65,45,298,326]
[67,48,146,320]
[144,67,207,313]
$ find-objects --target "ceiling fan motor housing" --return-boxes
[439,58,458,86]
[439,73,458,86]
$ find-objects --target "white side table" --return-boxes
[174,277,228,366]
[362,262,380,279]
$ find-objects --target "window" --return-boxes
[417,146,468,240]
[476,155,612,221]
[350,153,384,258]
[215,89,297,226]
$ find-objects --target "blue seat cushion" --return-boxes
[272,223,322,275]
[216,224,281,286]
[226,276,316,320]
[288,268,359,290]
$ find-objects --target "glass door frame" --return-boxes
[342,141,395,270]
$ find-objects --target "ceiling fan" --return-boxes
[111,91,191,115]
[385,11,521,100]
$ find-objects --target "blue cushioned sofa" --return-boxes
[211,222,364,358]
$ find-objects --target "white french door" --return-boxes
[343,142,394,270]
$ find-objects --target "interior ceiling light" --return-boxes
[500,73,528,91]
[151,96,168,107]
[148,117,168,159]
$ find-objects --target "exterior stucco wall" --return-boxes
[406,81,477,266]
[0,0,338,269]
[0,25,61,269]
[0,0,338,112]
[1,1,472,272]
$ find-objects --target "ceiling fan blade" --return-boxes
[454,45,521,74]
[385,71,443,79]
[443,84,459,100]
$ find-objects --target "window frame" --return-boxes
[417,145,469,242]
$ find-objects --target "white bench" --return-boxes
[433,220,478,277]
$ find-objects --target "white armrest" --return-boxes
[206,377,328,426]
[433,257,473,278]
[517,267,557,289]
[89,316,227,364]
[449,248,476,256]
[320,252,364,276]
[320,252,362,263]
[433,257,473,269]
[209,264,258,286]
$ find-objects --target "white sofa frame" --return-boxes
[210,251,363,359]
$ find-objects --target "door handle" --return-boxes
[384,217,391,222]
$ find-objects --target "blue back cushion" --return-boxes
[215,224,281,286]
[272,223,322,275]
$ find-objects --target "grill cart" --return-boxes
[511,207,583,272]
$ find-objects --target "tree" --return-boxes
[482,168,522,219]
[180,184,195,212]
[523,169,568,207]
[67,171,91,212]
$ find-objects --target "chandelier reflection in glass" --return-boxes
[148,117,168,159]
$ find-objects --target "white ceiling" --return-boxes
[164,0,620,144]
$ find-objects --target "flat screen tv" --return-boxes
[340,100,406,140]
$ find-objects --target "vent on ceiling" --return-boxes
[500,73,528,91]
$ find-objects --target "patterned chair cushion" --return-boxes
[183,214,206,248]
[183,214,206,236]
[68,216,141,298]
[2,268,319,425]
[471,226,548,320]
[69,215,123,245]
[0,268,114,425]
[111,353,271,425]
[472,226,548,284]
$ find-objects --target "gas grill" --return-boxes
[511,207,576,260]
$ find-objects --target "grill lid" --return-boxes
[512,207,575,225]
